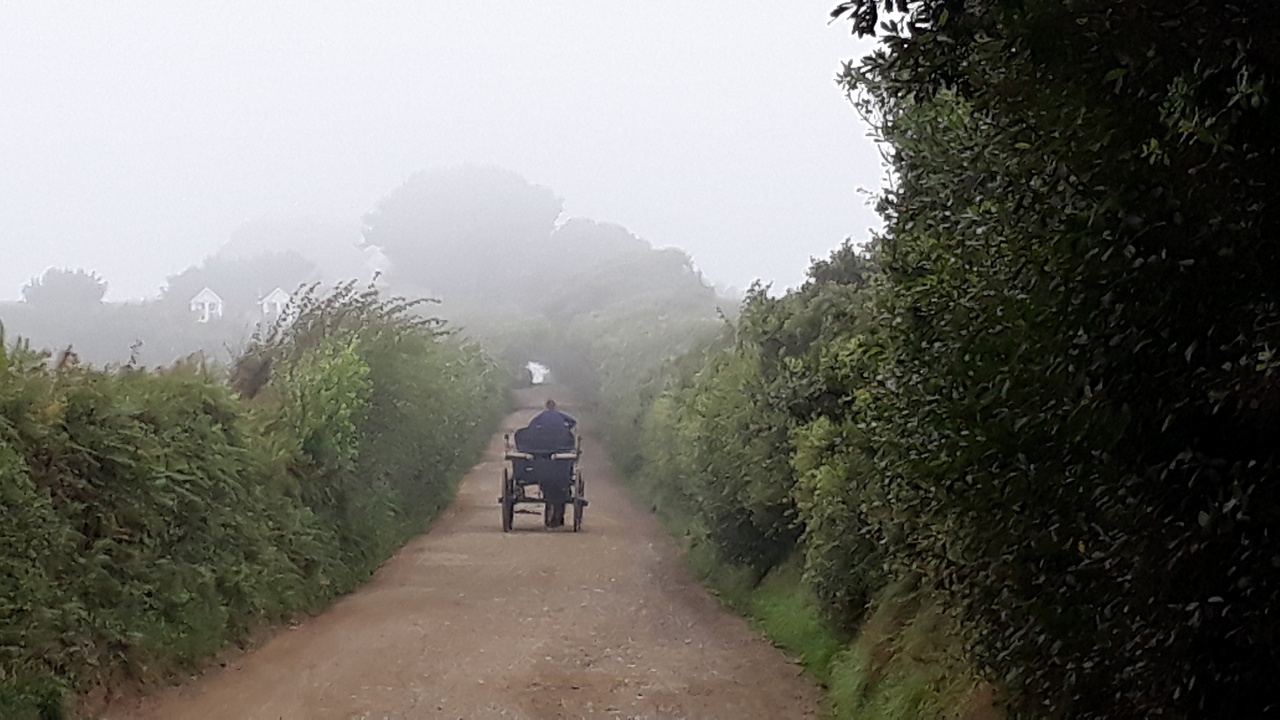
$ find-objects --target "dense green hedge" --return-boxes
[575,5,1279,714]
[0,282,506,718]
[828,2,1279,716]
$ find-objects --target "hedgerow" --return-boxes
[827,2,1280,716]
[568,2,1279,717]
[0,282,505,717]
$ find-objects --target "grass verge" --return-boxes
[616,461,997,719]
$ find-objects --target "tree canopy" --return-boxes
[360,165,564,303]
[161,251,320,316]
[21,269,107,307]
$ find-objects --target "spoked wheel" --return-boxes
[501,468,514,532]
[571,472,585,532]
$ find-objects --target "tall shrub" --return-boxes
[833,1,1280,715]
[0,282,505,716]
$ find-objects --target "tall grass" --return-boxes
[0,283,506,717]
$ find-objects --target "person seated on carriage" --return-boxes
[513,399,577,527]
[532,398,576,434]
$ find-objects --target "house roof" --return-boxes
[261,287,290,303]
[190,287,223,304]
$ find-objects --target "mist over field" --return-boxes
[1,1,882,308]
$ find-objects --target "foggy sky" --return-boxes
[1,1,882,301]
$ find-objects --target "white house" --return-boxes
[258,287,290,318]
[189,287,224,323]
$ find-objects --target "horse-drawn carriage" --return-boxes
[499,421,587,532]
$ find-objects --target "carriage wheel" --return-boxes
[572,472,585,532]
[501,468,514,532]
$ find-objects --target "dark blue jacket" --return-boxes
[516,409,578,456]
[531,409,577,430]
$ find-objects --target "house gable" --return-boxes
[189,287,224,323]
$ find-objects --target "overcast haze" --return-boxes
[1,1,882,301]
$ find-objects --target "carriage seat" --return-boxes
[510,425,576,488]
[503,451,579,460]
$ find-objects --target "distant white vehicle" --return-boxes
[189,287,224,323]
[526,361,550,385]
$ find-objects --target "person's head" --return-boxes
[545,399,556,410]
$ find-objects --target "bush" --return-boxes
[0,282,505,714]
[829,2,1280,715]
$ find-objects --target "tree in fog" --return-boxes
[21,268,107,308]
[542,218,648,265]
[161,251,320,317]
[533,245,717,322]
[220,215,371,284]
[530,218,719,320]
[361,166,564,303]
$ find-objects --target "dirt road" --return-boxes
[103,392,821,719]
